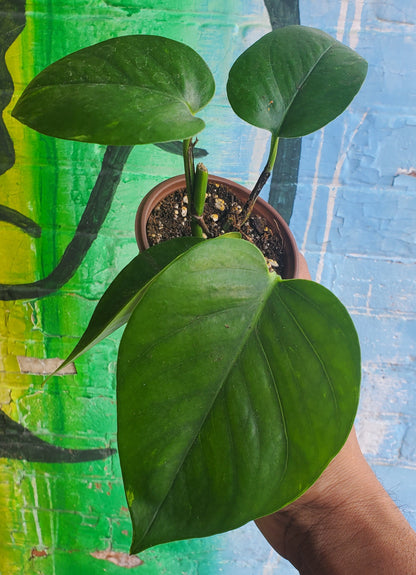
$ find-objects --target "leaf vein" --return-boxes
[133,288,277,547]
[254,328,289,482]
[276,288,340,415]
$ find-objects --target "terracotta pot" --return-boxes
[135,174,300,279]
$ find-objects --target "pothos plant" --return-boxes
[12,25,367,554]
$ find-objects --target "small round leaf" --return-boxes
[227,25,368,138]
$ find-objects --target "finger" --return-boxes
[298,253,311,280]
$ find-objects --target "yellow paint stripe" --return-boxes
[0,2,41,412]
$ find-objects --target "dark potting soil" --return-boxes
[146,181,286,276]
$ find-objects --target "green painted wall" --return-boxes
[0,1,276,573]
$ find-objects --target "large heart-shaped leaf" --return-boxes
[57,237,203,372]
[227,25,368,138]
[117,238,361,553]
[12,35,215,145]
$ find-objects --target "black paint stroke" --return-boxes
[0,204,41,237]
[264,0,302,224]
[264,0,300,28]
[0,410,116,462]
[0,0,121,464]
[0,145,133,300]
[0,0,299,464]
[0,0,26,176]
[268,137,302,223]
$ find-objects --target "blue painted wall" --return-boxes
[214,1,416,573]
[294,0,416,528]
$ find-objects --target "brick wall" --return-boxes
[0,1,414,574]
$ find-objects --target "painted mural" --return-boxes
[1,0,415,574]
[0,1,299,572]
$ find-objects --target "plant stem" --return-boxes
[238,134,279,226]
[183,137,195,206]
[191,163,209,237]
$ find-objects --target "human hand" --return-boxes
[297,252,311,280]
[256,254,416,574]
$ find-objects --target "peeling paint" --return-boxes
[315,112,368,283]
[17,356,76,375]
[30,547,48,560]
[91,549,144,568]
[396,167,416,177]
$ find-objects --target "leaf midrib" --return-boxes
[274,42,334,135]
[20,82,190,107]
[133,274,279,549]
[277,284,340,414]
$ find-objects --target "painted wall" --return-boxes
[0,1,414,574]
[292,0,416,539]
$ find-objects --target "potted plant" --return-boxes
[12,25,367,555]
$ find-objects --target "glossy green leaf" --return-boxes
[155,141,208,158]
[12,35,215,145]
[58,237,202,371]
[227,25,368,138]
[117,238,361,553]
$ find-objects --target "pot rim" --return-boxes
[135,174,300,279]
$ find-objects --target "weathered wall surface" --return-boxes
[0,1,414,574]
[293,0,416,536]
